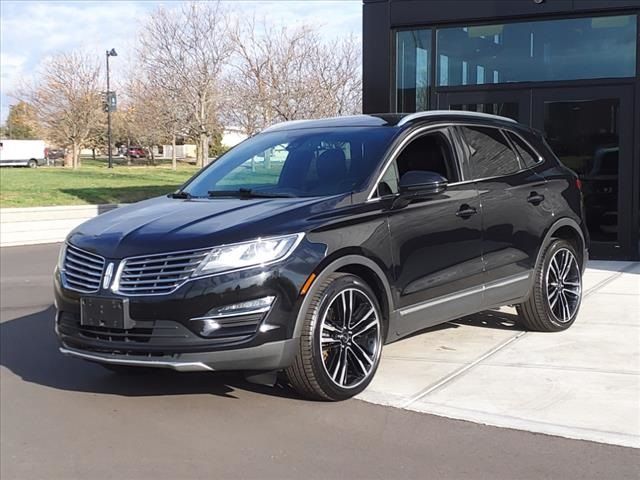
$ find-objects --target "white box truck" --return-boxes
[0,139,46,168]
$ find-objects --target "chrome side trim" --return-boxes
[397,110,517,127]
[399,272,531,317]
[399,285,483,317]
[59,347,214,372]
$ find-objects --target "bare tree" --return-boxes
[137,1,233,167]
[124,78,188,168]
[225,20,362,136]
[21,51,103,168]
[311,35,362,117]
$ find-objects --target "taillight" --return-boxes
[576,178,583,191]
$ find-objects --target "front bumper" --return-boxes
[59,338,299,371]
[54,240,324,371]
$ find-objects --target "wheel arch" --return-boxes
[535,218,588,273]
[292,255,394,341]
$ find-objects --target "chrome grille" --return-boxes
[63,244,105,293]
[117,249,210,295]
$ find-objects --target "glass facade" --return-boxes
[395,29,431,112]
[436,15,637,86]
[394,15,637,103]
[543,98,621,242]
[449,102,519,121]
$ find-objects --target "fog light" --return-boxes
[207,296,275,317]
[199,319,221,336]
[189,296,276,338]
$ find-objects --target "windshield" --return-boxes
[182,127,398,198]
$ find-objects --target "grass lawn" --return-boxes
[0,158,200,208]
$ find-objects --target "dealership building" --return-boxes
[363,0,640,260]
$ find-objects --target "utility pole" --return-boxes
[106,48,117,168]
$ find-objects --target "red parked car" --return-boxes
[126,147,147,158]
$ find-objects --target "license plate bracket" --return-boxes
[80,297,133,329]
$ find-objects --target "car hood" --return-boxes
[68,195,345,259]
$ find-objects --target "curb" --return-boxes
[0,204,120,247]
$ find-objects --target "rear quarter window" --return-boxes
[506,131,542,168]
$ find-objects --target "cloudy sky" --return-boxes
[0,0,362,122]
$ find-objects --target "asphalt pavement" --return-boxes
[1,243,638,480]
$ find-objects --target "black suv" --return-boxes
[55,111,588,400]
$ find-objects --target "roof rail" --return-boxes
[397,110,517,126]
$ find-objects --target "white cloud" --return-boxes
[0,0,362,122]
[0,52,27,118]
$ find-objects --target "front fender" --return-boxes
[291,254,395,341]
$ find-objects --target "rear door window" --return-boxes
[460,126,521,179]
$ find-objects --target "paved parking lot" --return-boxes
[1,243,638,479]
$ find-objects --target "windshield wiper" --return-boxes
[207,188,294,199]
[168,191,192,199]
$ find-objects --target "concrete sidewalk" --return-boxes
[358,262,640,448]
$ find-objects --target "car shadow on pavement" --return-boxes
[452,308,523,330]
[0,305,302,400]
[399,308,523,342]
[1,305,522,400]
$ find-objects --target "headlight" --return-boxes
[57,244,67,271]
[192,233,304,277]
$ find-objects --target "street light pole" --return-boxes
[106,48,117,168]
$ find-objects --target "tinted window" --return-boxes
[506,131,541,168]
[543,98,621,242]
[460,126,521,179]
[377,131,457,196]
[396,29,431,113]
[183,127,398,198]
[437,15,637,86]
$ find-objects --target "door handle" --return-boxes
[527,192,545,205]
[456,204,478,218]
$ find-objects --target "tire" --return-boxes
[517,239,582,332]
[286,273,384,401]
[27,159,38,168]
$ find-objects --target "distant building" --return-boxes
[159,144,197,160]
[222,126,248,148]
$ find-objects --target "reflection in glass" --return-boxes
[437,15,637,86]
[544,99,620,242]
[450,102,519,121]
[396,30,431,112]
[460,126,521,178]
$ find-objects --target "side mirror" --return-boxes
[399,170,448,198]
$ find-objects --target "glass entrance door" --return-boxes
[533,86,635,258]
[438,90,531,124]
